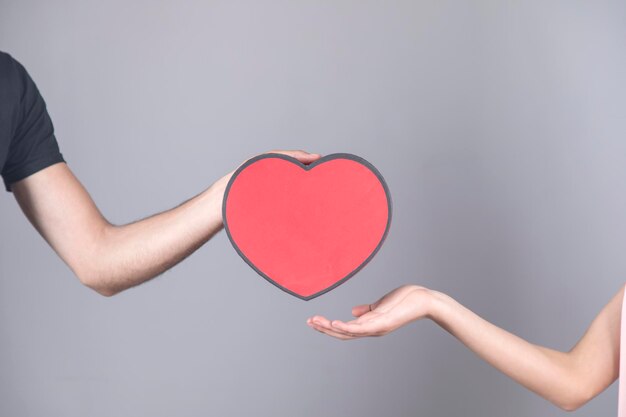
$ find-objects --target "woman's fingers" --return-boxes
[307,313,386,338]
[307,286,431,340]
[351,304,371,317]
[352,294,386,317]
[331,319,386,337]
[307,317,354,340]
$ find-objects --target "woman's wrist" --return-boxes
[423,288,455,324]
[400,286,449,323]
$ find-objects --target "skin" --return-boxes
[308,284,624,411]
[11,149,320,296]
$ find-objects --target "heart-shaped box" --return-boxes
[223,153,391,300]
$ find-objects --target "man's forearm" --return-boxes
[78,174,230,296]
[13,150,319,296]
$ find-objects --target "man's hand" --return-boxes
[217,150,322,214]
[12,149,320,296]
[234,149,321,174]
[307,285,434,340]
[219,149,322,202]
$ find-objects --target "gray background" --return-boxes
[1,1,625,416]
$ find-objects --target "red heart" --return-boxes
[223,153,391,300]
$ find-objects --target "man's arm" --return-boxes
[12,150,319,296]
[308,284,623,411]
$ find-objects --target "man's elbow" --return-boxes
[75,269,121,297]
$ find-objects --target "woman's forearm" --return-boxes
[427,289,617,411]
[309,283,622,411]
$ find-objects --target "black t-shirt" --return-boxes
[0,51,64,191]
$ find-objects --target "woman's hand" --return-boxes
[307,285,435,340]
[308,282,624,412]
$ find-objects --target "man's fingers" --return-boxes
[269,150,321,165]
[234,150,321,174]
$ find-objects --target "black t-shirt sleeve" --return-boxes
[1,57,64,191]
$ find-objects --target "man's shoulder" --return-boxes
[0,52,29,113]
[0,51,18,71]
[0,51,13,62]
[0,51,25,86]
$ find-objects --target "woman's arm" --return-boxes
[308,284,623,411]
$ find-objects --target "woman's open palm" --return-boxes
[307,285,433,340]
